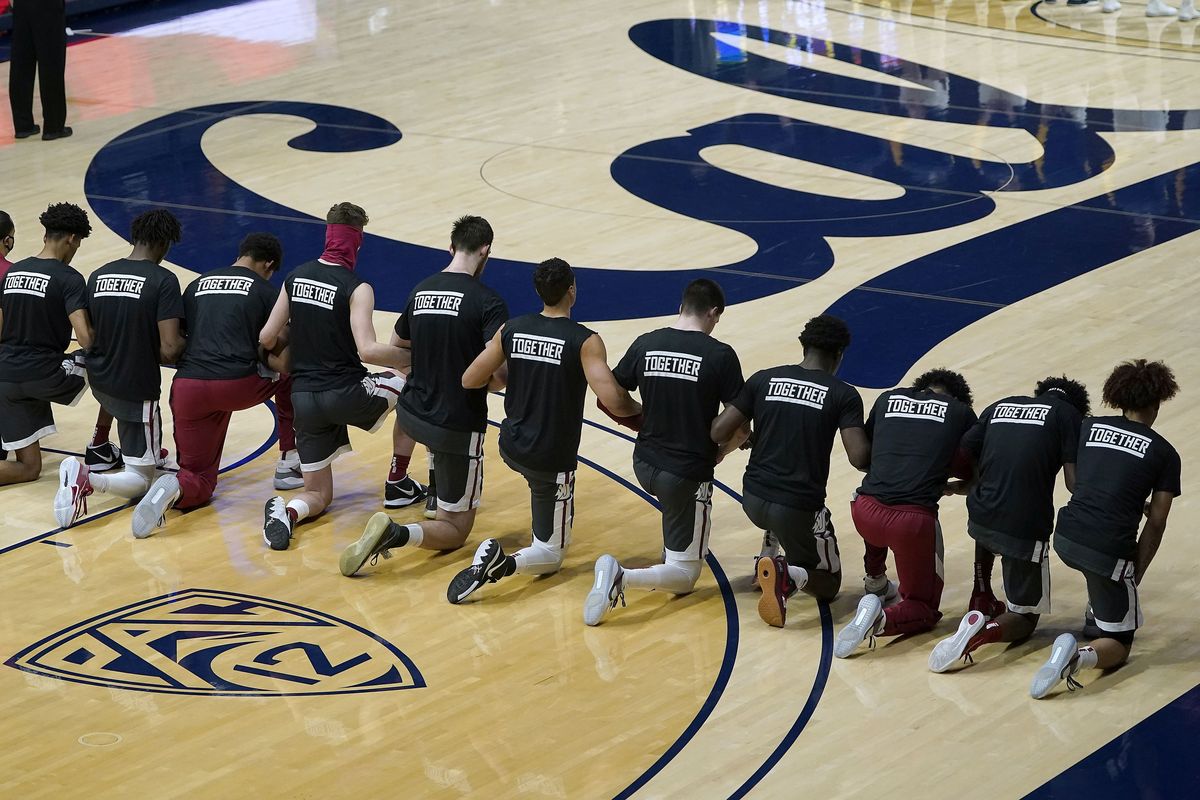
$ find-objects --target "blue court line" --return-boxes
[0,400,279,557]
[578,415,834,797]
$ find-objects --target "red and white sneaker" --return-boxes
[969,591,1007,619]
[928,610,988,673]
[757,555,793,628]
[54,457,93,529]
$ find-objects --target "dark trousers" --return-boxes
[9,0,68,133]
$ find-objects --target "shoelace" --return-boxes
[961,652,974,665]
[1065,674,1083,692]
[368,549,394,567]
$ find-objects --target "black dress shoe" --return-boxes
[14,125,40,139]
[42,127,73,141]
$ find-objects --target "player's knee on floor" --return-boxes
[802,569,841,602]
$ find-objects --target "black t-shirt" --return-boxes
[962,392,1081,540]
[498,314,595,473]
[285,260,367,392]
[176,266,278,381]
[1055,416,1182,574]
[614,328,744,483]
[859,387,977,508]
[732,366,864,511]
[0,257,88,382]
[395,271,508,438]
[87,258,184,401]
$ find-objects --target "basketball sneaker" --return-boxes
[447,538,512,604]
[340,512,404,576]
[1146,0,1178,15]
[132,474,181,539]
[834,594,884,659]
[1031,633,1083,699]
[1102,0,1121,9]
[969,590,1007,619]
[273,452,303,491]
[928,610,988,673]
[864,573,900,604]
[751,531,781,591]
[584,554,626,626]
[84,441,123,473]
[384,475,428,509]
[424,471,437,519]
[53,458,93,529]
[757,555,793,628]
[262,496,293,550]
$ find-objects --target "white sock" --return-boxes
[91,467,152,499]
[513,539,563,576]
[280,449,299,467]
[787,565,809,589]
[623,561,702,595]
[286,498,311,523]
[1075,646,1099,672]
[403,523,424,547]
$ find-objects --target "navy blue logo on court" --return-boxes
[5,589,425,697]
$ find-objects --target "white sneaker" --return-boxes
[273,452,304,490]
[53,458,93,529]
[132,474,181,539]
[1030,633,1082,699]
[1146,0,1178,15]
[1102,0,1121,11]
[583,555,625,626]
[262,496,293,550]
[1181,0,1198,19]
[864,574,900,604]
[834,594,884,659]
[928,611,988,673]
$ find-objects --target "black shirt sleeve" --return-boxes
[1156,445,1183,497]
[482,292,509,342]
[1059,406,1082,465]
[719,346,745,403]
[731,371,760,419]
[61,270,88,315]
[157,272,185,322]
[613,339,641,391]
[839,385,865,430]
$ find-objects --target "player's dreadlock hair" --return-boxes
[238,232,284,272]
[1035,375,1090,416]
[799,314,851,355]
[326,202,369,228]
[40,202,92,241]
[533,257,574,305]
[1102,360,1179,412]
[130,209,182,247]
[450,215,493,253]
[912,368,973,407]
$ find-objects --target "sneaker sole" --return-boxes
[132,474,180,539]
[273,477,305,491]
[834,595,883,659]
[583,555,619,626]
[757,558,787,628]
[340,512,391,577]
[928,611,986,673]
[54,460,82,529]
[1031,633,1078,699]
[447,540,504,604]
[262,499,291,551]
[384,494,425,509]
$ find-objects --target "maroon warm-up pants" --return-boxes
[851,493,944,636]
[170,374,296,509]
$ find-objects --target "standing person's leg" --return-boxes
[384,421,426,508]
[32,1,68,135]
[8,3,37,135]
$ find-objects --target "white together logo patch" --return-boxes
[1085,423,1151,459]
[94,273,146,300]
[291,277,337,310]
[884,394,948,422]
[511,333,565,365]
[764,377,827,410]
[644,350,702,382]
[3,271,51,299]
[196,275,254,297]
[412,290,463,316]
[991,403,1050,426]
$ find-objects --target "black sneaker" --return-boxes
[383,475,428,509]
[262,496,292,550]
[424,470,437,520]
[340,512,402,576]
[446,538,509,604]
[84,442,123,473]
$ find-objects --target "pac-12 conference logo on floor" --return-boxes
[82,18,1200,388]
[5,589,424,696]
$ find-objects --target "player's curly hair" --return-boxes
[1102,360,1179,412]
[238,232,284,271]
[130,209,182,247]
[533,257,574,305]
[40,202,92,240]
[799,314,851,355]
[1035,375,1090,416]
[912,368,973,407]
[327,202,369,228]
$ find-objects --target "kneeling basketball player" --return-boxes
[1030,360,1179,699]
[132,233,298,537]
[258,203,414,550]
[927,376,1088,673]
[834,369,976,658]
[446,258,640,603]
[584,279,745,626]
[711,315,869,628]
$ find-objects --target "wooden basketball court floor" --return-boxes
[2,0,1198,797]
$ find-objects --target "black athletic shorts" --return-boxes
[430,434,485,513]
[501,446,574,545]
[743,492,840,574]
[291,373,403,472]
[633,456,711,561]
[92,388,166,467]
[1061,551,1142,635]
[0,358,87,451]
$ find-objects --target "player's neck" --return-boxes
[1124,408,1157,427]
[36,243,70,262]
[541,303,571,319]
[672,313,712,334]
[444,253,483,277]
[129,245,162,264]
[800,353,837,373]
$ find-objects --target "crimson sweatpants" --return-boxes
[850,493,944,636]
[170,374,296,509]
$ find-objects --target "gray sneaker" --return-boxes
[834,594,884,659]
[864,573,900,604]
[583,555,626,626]
[132,474,181,539]
[1031,633,1082,699]
[274,461,304,491]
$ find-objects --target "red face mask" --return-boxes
[320,224,364,270]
